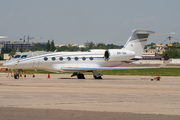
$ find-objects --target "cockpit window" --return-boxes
[21,55,28,58]
[13,55,21,58]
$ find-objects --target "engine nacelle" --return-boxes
[104,49,135,61]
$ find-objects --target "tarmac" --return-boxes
[0,73,180,120]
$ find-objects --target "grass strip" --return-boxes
[0,68,180,76]
[99,68,180,76]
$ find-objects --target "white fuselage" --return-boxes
[3,49,135,72]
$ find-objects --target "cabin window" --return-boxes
[59,57,63,61]
[13,55,21,58]
[67,57,71,61]
[74,57,78,61]
[21,55,27,58]
[44,57,48,61]
[82,57,86,61]
[89,57,93,61]
[52,57,56,61]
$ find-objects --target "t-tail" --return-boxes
[123,29,155,59]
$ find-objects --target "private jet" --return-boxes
[3,29,173,79]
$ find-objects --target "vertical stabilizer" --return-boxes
[123,29,155,59]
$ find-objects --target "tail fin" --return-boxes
[123,29,155,59]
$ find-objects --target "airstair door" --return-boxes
[32,53,39,68]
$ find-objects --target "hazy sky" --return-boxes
[0,0,180,45]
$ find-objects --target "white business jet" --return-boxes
[3,29,172,79]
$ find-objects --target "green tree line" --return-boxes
[56,42,123,52]
[2,40,180,60]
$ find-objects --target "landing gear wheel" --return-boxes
[14,74,19,79]
[77,74,85,79]
[33,75,35,78]
[24,75,26,77]
[93,75,102,79]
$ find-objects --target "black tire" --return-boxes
[94,75,102,79]
[77,74,85,79]
[14,74,19,79]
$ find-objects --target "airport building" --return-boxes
[0,41,46,52]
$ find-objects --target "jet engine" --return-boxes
[104,49,135,61]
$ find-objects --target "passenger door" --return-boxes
[32,53,39,68]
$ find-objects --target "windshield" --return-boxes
[21,55,28,58]
[13,55,21,58]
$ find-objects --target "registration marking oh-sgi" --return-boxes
[117,52,126,55]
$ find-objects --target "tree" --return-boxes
[50,40,56,52]
[57,46,69,51]
[70,46,79,51]
[0,54,3,60]
[31,43,44,51]
[9,49,16,59]
[87,42,95,49]
[80,47,88,51]
[56,45,79,52]
[20,48,26,53]
[144,42,156,49]
[163,49,178,58]
[1,47,12,54]
[97,43,106,49]
[46,40,51,51]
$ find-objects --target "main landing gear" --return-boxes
[71,72,85,79]
[71,70,102,79]
[93,70,102,79]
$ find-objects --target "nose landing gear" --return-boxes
[14,74,19,79]
[7,69,35,79]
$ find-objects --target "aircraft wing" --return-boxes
[61,67,156,71]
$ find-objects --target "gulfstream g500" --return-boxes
[3,29,172,79]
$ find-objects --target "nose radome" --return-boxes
[3,60,15,68]
[3,62,8,67]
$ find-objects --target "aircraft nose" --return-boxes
[3,62,8,67]
[3,60,16,68]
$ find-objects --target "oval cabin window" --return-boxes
[52,57,56,61]
[82,57,86,61]
[59,57,63,61]
[44,57,48,61]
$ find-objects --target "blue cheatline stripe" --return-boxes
[19,54,105,63]
[130,58,141,60]
[19,53,63,62]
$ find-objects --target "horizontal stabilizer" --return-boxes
[150,32,176,35]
